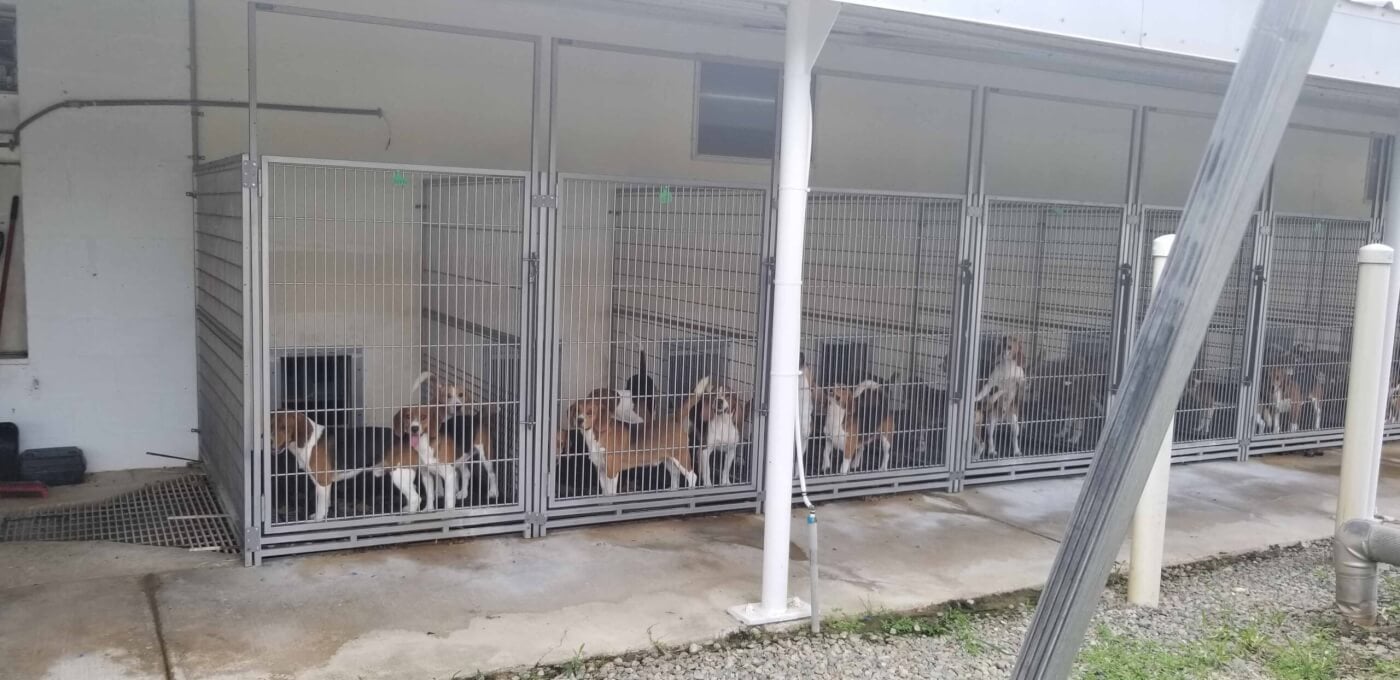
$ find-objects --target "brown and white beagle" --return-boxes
[390,405,464,510]
[269,411,406,521]
[974,335,1027,457]
[822,379,895,474]
[567,376,710,495]
[695,381,748,486]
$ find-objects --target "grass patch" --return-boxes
[821,606,991,655]
[1075,615,1349,680]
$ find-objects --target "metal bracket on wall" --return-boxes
[966,205,984,219]
[524,253,540,284]
[531,194,557,209]
[241,157,259,192]
[525,512,546,528]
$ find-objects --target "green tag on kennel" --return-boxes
[392,170,408,187]
[659,185,673,205]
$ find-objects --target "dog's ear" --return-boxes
[391,408,408,435]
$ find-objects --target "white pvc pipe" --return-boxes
[1128,234,1175,607]
[1367,141,1400,516]
[759,0,819,617]
[1339,244,1395,531]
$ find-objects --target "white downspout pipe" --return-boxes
[729,0,839,627]
[1128,235,1175,607]
[1338,244,1395,530]
[1367,137,1400,516]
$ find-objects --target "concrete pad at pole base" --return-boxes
[728,598,812,626]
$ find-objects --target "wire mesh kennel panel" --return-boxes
[194,155,252,558]
[1136,208,1256,456]
[799,191,962,493]
[1252,214,1371,450]
[545,175,766,524]
[258,157,530,553]
[970,199,1126,471]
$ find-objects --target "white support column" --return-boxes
[1339,244,1395,530]
[1128,234,1175,607]
[1367,137,1400,516]
[729,0,839,627]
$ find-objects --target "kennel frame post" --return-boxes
[246,1,269,564]
[1238,182,1275,459]
[948,85,988,493]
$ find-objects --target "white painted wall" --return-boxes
[0,0,195,471]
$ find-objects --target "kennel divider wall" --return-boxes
[195,155,253,561]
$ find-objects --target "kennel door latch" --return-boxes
[524,253,539,284]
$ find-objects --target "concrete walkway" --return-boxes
[3,449,1398,680]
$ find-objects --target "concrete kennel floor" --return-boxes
[2,448,1398,680]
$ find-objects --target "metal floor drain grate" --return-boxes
[0,474,237,552]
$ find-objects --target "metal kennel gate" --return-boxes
[254,157,534,557]
[1135,207,1258,461]
[541,175,769,527]
[966,198,1128,480]
[194,155,253,561]
[798,190,962,497]
[1250,212,1372,453]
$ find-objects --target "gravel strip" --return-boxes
[494,542,1400,680]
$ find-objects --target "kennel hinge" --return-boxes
[531,194,557,209]
[241,157,259,193]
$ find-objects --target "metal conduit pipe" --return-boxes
[1336,519,1400,627]
[0,98,384,149]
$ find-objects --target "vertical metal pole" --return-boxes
[1339,244,1394,529]
[730,0,839,626]
[1366,135,1400,514]
[1128,234,1174,607]
[244,1,263,565]
[1011,3,1333,677]
[247,3,258,166]
[949,86,988,492]
[188,0,200,168]
[1239,180,1275,460]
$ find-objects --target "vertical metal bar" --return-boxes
[188,0,200,167]
[1012,2,1334,676]
[948,85,987,492]
[1113,107,1147,391]
[906,202,929,382]
[1240,176,1277,458]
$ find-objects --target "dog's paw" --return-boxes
[695,376,712,393]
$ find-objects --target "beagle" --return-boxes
[1256,366,1321,433]
[695,381,748,486]
[974,335,1027,457]
[568,376,710,495]
[268,411,406,520]
[410,371,471,412]
[446,406,505,502]
[390,405,462,510]
[822,379,895,474]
